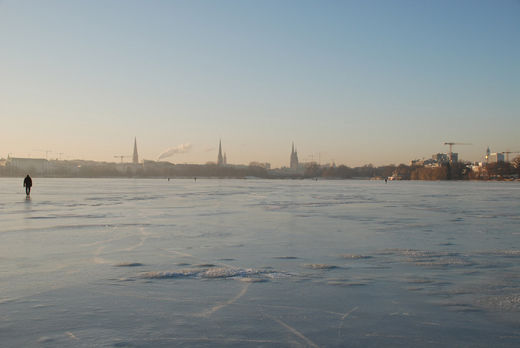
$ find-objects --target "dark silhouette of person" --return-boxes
[23,174,32,196]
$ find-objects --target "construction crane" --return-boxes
[443,142,471,162]
[500,151,520,162]
[33,149,53,159]
[114,155,131,163]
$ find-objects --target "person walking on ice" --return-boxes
[23,174,32,196]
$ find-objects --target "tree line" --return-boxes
[306,157,520,180]
[1,156,519,180]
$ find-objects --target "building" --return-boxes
[450,153,458,163]
[249,162,271,169]
[290,142,299,169]
[428,152,459,166]
[432,153,450,165]
[488,152,504,163]
[6,157,51,175]
[484,147,504,163]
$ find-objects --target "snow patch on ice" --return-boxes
[478,294,520,311]
[140,269,199,279]
[139,266,285,281]
[340,254,372,259]
[476,250,520,257]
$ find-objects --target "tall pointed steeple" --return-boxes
[217,139,224,166]
[132,137,139,164]
[290,141,299,169]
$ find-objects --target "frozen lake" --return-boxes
[1,178,519,347]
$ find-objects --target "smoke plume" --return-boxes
[158,143,192,160]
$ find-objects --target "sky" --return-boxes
[1,0,519,167]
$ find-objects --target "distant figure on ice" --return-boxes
[194,177,197,182]
[23,174,32,196]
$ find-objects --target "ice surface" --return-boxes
[1,178,519,347]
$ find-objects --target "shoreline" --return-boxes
[0,175,518,182]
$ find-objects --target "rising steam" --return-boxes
[158,143,192,160]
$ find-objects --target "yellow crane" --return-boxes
[443,142,471,162]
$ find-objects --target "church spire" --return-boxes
[217,139,224,166]
[132,137,139,164]
[290,141,299,169]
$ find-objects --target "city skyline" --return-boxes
[3,137,516,169]
[1,1,519,167]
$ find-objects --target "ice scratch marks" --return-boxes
[259,304,347,317]
[122,227,150,252]
[65,331,78,340]
[37,336,54,343]
[0,297,18,305]
[36,332,78,345]
[337,306,358,338]
[264,313,321,348]
[93,245,112,265]
[146,337,281,344]
[196,282,251,318]
[159,248,194,258]
[90,226,153,265]
[89,226,122,265]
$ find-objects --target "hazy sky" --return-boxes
[1,0,518,167]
